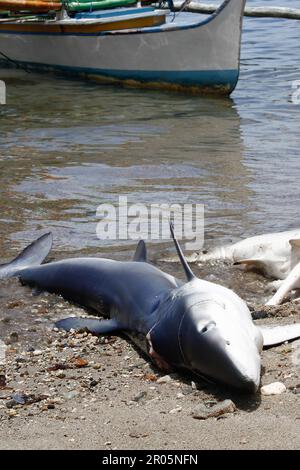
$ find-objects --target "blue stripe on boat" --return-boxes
[1,60,239,89]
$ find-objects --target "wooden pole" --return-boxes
[168,2,300,21]
[0,0,61,12]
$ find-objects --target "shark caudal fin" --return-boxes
[133,240,147,262]
[260,324,300,348]
[169,221,195,282]
[0,233,53,280]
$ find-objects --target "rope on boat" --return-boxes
[168,2,300,20]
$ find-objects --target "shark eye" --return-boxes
[200,321,216,334]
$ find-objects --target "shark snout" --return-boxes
[180,316,261,393]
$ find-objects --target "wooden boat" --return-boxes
[0,0,246,95]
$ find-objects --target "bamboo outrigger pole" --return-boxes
[0,0,61,12]
[169,1,300,21]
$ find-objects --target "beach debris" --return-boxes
[192,399,236,420]
[261,382,286,396]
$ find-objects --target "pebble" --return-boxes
[11,392,28,405]
[9,332,19,343]
[55,371,66,379]
[169,406,182,414]
[33,350,43,356]
[157,375,172,384]
[89,380,98,388]
[15,356,27,363]
[63,390,80,400]
[133,391,147,402]
[261,382,287,396]
[192,400,236,420]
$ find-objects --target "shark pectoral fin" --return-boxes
[0,232,53,279]
[133,240,147,262]
[260,324,300,348]
[55,317,123,335]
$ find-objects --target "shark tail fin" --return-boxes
[0,233,53,280]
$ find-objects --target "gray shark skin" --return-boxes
[1,228,300,394]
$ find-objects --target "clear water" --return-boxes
[0,0,299,261]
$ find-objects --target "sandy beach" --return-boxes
[0,277,299,450]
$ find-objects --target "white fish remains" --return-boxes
[267,259,300,306]
[188,229,300,281]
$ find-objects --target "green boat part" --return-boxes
[66,0,137,12]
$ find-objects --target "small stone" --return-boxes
[192,400,236,420]
[129,432,141,439]
[169,406,182,414]
[11,392,28,405]
[133,391,147,402]
[261,382,286,396]
[6,400,17,409]
[33,350,43,356]
[92,363,101,370]
[63,390,79,400]
[89,380,98,388]
[157,375,172,384]
[0,375,6,388]
[72,357,88,368]
[6,300,23,309]
[15,356,27,363]
[177,393,184,399]
[56,372,66,379]
[9,332,19,343]
[143,373,157,382]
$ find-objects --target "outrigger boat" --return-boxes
[0,0,246,94]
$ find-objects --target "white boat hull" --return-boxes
[0,0,246,94]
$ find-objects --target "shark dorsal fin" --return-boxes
[169,222,195,282]
[133,240,147,262]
